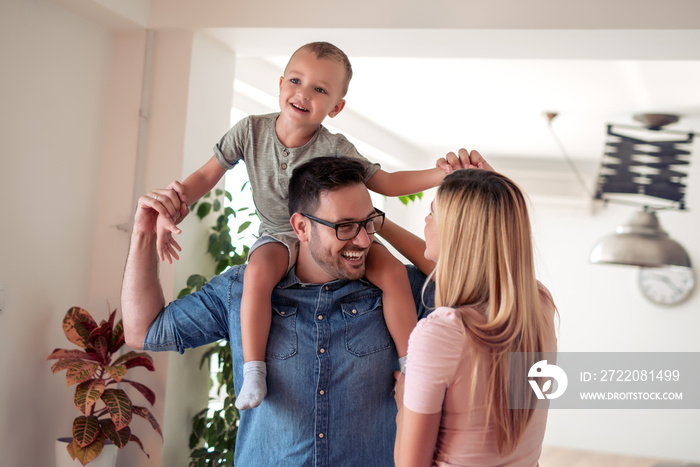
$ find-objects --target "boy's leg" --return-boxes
[364,243,418,374]
[236,241,289,410]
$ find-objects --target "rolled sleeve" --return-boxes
[143,267,239,353]
[143,307,181,352]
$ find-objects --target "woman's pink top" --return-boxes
[402,299,556,467]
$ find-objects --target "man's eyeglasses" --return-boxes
[301,208,385,241]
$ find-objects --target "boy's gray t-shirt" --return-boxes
[213,112,381,236]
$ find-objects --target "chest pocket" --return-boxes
[341,293,392,356]
[266,300,298,359]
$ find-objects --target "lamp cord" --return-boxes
[546,119,594,198]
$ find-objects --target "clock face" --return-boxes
[638,266,696,306]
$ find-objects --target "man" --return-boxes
[121,152,484,466]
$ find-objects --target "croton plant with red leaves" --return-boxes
[48,307,162,465]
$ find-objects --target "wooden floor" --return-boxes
[539,446,699,467]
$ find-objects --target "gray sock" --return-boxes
[235,361,267,411]
[399,355,408,374]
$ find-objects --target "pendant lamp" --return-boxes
[589,209,691,268]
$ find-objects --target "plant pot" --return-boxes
[55,438,117,467]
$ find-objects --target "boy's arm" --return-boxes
[365,167,444,197]
[367,148,494,197]
[180,155,228,205]
[155,156,227,264]
[378,219,435,276]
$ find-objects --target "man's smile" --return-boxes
[341,249,365,263]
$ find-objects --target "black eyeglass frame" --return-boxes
[301,208,386,241]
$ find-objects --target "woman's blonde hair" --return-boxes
[432,169,555,455]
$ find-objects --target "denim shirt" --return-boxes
[143,264,434,467]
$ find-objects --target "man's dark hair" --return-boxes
[288,156,366,215]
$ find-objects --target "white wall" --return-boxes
[531,140,700,460]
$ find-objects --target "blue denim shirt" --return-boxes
[144,264,434,467]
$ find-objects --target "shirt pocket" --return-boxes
[266,300,298,359]
[341,293,392,356]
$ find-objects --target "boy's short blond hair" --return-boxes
[287,42,353,96]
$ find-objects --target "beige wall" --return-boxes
[0,1,234,466]
[0,1,111,466]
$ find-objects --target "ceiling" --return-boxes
[51,0,700,201]
[206,28,700,201]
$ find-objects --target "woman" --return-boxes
[388,167,558,466]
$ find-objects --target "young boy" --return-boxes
[157,42,449,410]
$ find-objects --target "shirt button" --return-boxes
[352,309,357,314]
[325,286,329,291]
[283,151,288,156]
[319,348,325,354]
[280,311,285,315]
[318,315,323,320]
[319,390,325,395]
[318,433,324,439]
[281,163,288,169]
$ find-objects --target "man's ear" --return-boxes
[290,212,310,242]
[328,99,346,118]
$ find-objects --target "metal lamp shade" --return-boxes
[589,210,691,268]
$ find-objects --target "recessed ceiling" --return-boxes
[206,28,700,202]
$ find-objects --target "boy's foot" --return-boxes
[235,361,267,410]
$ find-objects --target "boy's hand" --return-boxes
[165,180,189,224]
[435,148,494,174]
[152,182,190,264]
[156,214,182,264]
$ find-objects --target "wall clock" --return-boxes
[638,266,695,306]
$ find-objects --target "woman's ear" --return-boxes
[290,212,310,242]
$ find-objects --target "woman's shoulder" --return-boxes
[413,307,467,343]
[425,306,465,324]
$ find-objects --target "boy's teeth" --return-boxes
[292,103,308,111]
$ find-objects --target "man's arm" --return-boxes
[378,219,435,276]
[122,189,186,349]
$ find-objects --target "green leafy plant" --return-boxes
[48,307,162,465]
[398,192,424,205]
[188,341,237,466]
[178,188,253,299]
[178,186,258,466]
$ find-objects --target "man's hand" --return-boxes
[122,186,187,349]
[152,181,190,263]
[135,184,190,263]
[435,148,494,174]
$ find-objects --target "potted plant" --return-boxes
[48,306,162,466]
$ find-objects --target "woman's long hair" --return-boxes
[432,169,555,455]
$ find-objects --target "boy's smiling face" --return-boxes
[278,50,347,133]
